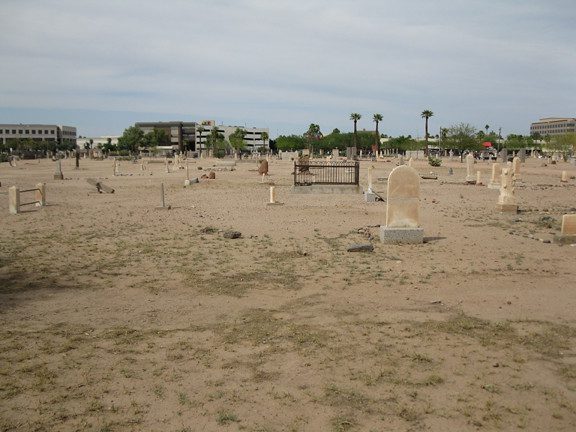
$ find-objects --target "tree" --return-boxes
[229,128,246,155]
[276,135,306,151]
[117,126,145,154]
[207,127,224,153]
[303,123,323,149]
[485,124,490,134]
[444,123,480,161]
[261,131,269,150]
[385,135,419,153]
[421,110,434,155]
[372,113,383,154]
[549,133,576,158]
[142,128,170,148]
[350,113,361,148]
[331,128,340,134]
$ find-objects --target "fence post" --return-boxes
[35,183,46,207]
[9,186,20,214]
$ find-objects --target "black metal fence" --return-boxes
[293,161,360,186]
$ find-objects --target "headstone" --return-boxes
[499,149,508,163]
[346,147,357,159]
[496,167,518,213]
[75,150,80,169]
[518,149,526,163]
[54,159,64,180]
[465,153,475,183]
[380,165,423,244]
[258,159,269,175]
[555,214,576,244]
[512,157,521,178]
[302,149,310,157]
[267,185,283,206]
[561,171,568,182]
[448,167,453,176]
[476,171,482,185]
[408,157,413,167]
[35,183,46,207]
[9,186,20,214]
[208,171,216,179]
[488,163,501,189]
[332,148,339,158]
[398,155,405,165]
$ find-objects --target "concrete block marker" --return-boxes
[555,215,576,244]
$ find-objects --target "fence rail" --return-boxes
[293,161,359,186]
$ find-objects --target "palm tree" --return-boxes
[421,110,434,156]
[485,124,490,134]
[350,113,361,148]
[373,113,383,155]
[261,131,269,150]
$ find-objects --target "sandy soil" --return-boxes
[0,155,575,432]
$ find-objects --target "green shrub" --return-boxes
[428,156,442,167]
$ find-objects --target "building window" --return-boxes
[18,130,23,134]
[38,130,42,134]
[32,130,36,134]
[45,130,49,134]
[25,130,29,134]
[12,130,16,134]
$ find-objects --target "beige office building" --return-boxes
[530,117,576,137]
[0,124,77,147]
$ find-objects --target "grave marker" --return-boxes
[380,165,423,244]
[54,159,64,180]
[488,163,501,189]
[496,166,518,213]
[465,153,475,183]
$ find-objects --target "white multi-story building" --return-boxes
[0,124,77,147]
[195,120,269,152]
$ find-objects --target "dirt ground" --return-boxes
[0,155,575,432]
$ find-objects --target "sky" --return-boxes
[1,0,575,139]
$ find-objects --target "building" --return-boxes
[77,135,120,149]
[135,120,269,153]
[134,121,196,153]
[0,124,77,148]
[530,117,576,137]
[195,120,269,152]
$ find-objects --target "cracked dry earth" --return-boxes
[0,156,575,432]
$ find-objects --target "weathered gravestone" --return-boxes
[496,165,518,213]
[346,147,357,159]
[518,149,526,163]
[512,156,521,178]
[258,159,269,175]
[554,214,576,244]
[488,162,501,189]
[380,165,423,244]
[465,153,475,183]
[54,159,64,180]
[499,149,508,163]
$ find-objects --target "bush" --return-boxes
[428,156,442,167]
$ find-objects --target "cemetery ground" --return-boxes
[0,156,575,432]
